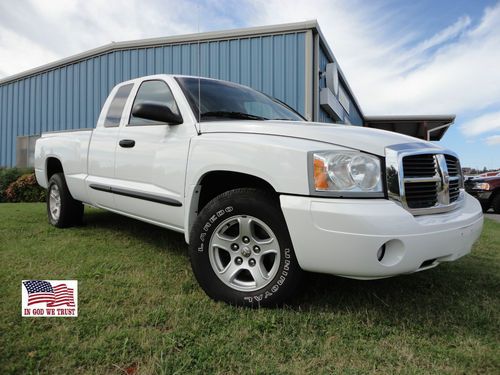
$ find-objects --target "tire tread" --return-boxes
[47,173,84,228]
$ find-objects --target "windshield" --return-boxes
[175,77,305,122]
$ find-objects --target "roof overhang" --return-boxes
[363,115,455,141]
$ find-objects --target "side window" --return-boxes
[104,84,134,127]
[129,80,180,126]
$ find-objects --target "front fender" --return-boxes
[183,132,349,242]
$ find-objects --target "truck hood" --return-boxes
[200,120,441,156]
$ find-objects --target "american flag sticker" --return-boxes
[22,280,78,317]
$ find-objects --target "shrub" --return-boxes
[4,173,46,203]
[0,168,33,202]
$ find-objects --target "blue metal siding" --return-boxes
[1,87,6,163]
[0,31,307,167]
[318,46,362,125]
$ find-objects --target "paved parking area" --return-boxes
[485,213,500,223]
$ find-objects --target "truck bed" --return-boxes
[34,129,94,204]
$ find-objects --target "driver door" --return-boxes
[112,78,192,231]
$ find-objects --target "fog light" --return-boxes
[377,239,405,267]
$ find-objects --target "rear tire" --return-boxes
[47,173,84,228]
[189,188,303,307]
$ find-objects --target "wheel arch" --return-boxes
[185,169,280,243]
[45,157,65,184]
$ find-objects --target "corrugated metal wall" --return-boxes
[0,31,307,167]
[318,45,362,125]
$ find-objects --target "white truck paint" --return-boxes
[35,74,483,304]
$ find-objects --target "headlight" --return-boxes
[311,151,383,196]
[473,182,490,190]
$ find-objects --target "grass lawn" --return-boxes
[0,203,499,374]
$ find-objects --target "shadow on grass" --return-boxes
[80,208,497,333]
[82,207,187,256]
[289,262,497,335]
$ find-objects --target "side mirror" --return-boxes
[132,102,183,125]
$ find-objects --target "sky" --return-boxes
[0,0,499,169]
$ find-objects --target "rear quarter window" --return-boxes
[104,84,134,127]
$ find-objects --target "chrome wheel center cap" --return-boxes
[241,246,251,257]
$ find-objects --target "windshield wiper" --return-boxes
[200,111,268,120]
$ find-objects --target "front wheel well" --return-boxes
[196,171,278,214]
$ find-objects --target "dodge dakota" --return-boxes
[35,74,484,306]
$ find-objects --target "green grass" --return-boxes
[0,203,499,374]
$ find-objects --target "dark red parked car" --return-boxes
[465,174,500,213]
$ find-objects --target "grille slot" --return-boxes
[402,154,437,177]
[404,181,438,208]
[403,154,438,209]
[445,155,460,176]
[449,180,460,202]
[445,154,461,203]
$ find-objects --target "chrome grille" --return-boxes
[403,154,439,208]
[386,145,465,215]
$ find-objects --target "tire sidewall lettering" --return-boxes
[198,206,234,252]
[243,248,291,304]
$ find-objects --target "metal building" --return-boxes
[0,20,453,167]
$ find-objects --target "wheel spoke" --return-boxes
[212,233,236,251]
[219,262,240,283]
[237,217,254,240]
[255,238,278,256]
[260,248,278,257]
[249,265,269,288]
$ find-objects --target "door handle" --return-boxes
[119,139,135,148]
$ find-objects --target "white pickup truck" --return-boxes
[35,74,483,306]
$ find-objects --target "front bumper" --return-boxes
[280,193,483,279]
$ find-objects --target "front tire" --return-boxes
[480,201,490,213]
[47,173,84,228]
[189,188,302,307]
[492,193,500,214]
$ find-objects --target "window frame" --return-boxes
[127,79,182,127]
